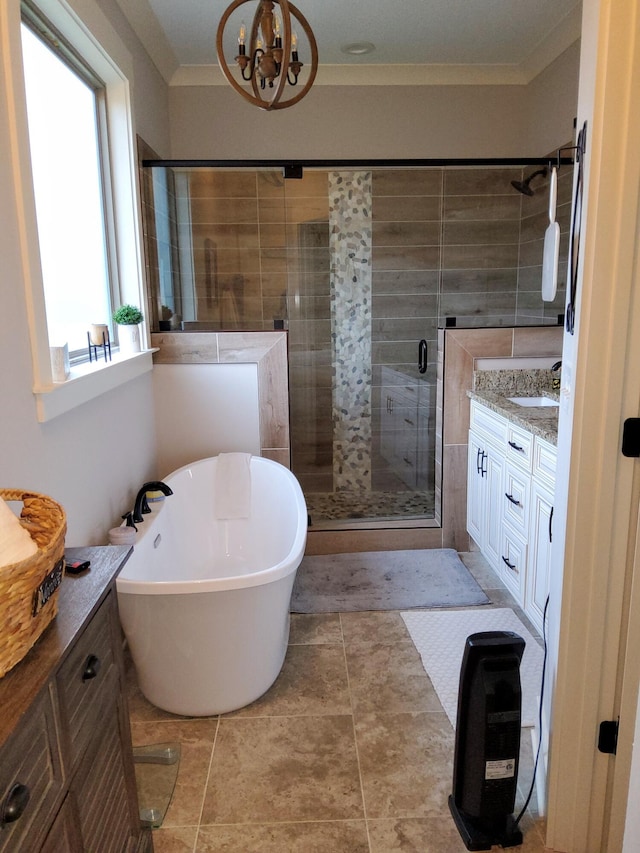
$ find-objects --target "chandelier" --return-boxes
[216,0,318,110]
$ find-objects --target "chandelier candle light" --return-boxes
[216,0,318,110]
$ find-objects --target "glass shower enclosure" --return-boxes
[140,161,567,531]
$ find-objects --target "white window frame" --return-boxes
[2,0,152,422]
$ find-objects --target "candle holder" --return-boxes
[87,327,112,362]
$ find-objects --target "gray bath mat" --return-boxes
[290,549,489,613]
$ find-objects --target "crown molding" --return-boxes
[170,62,532,87]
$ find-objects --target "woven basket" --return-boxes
[0,489,66,678]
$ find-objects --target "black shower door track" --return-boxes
[142,157,575,169]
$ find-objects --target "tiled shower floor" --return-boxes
[305,489,436,525]
[126,551,548,853]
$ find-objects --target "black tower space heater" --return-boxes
[448,631,526,851]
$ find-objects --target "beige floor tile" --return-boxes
[289,612,343,644]
[125,546,552,851]
[345,641,443,714]
[201,715,364,824]
[227,644,351,717]
[340,610,412,645]
[196,820,370,852]
[367,817,470,852]
[368,814,546,852]
[355,711,455,820]
[149,825,197,853]
[130,719,218,827]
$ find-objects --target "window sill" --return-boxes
[33,349,157,422]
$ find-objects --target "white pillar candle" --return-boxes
[50,343,69,382]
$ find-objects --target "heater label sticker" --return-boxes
[485,759,516,780]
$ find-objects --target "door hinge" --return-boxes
[622,418,640,457]
[598,719,619,755]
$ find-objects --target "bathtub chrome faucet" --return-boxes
[132,481,174,523]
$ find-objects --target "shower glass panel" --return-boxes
[285,169,437,528]
[142,162,568,531]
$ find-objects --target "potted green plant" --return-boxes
[112,304,144,354]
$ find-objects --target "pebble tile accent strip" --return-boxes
[329,172,373,493]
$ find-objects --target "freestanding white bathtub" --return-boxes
[116,455,307,716]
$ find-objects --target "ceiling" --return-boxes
[117,0,582,86]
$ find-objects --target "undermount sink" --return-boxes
[508,395,559,408]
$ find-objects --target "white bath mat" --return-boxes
[401,608,544,728]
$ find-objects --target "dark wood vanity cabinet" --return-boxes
[0,547,152,853]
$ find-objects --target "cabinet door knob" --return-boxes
[505,493,522,507]
[82,654,101,681]
[1,783,30,825]
[508,440,524,452]
[502,556,517,572]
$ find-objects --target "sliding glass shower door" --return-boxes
[284,169,437,528]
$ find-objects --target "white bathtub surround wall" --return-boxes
[152,363,260,475]
[329,172,373,493]
[150,331,290,469]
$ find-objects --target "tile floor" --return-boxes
[127,550,548,853]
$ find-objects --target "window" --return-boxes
[21,7,114,357]
[7,0,151,420]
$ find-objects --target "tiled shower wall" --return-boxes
[143,165,571,330]
[142,164,572,503]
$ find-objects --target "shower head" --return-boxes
[511,167,548,196]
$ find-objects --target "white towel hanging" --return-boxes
[542,166,560,302]
[214,453,252,519]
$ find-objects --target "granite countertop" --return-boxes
[468,368,560,445]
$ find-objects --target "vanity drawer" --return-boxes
[0,689,64,853]
[533,436,557,491]
[56,595,116,770]
[499,527,527,601]
[470,401,508,445]
[505,422,533,471]
[502,462,530,537]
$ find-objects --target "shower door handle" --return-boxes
[418,339,427,374]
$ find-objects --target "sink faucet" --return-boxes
[132,481,174,523]
[551,360,562,390]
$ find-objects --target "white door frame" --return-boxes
[545,0,640,849]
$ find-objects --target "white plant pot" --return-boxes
[118,323,141,354]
